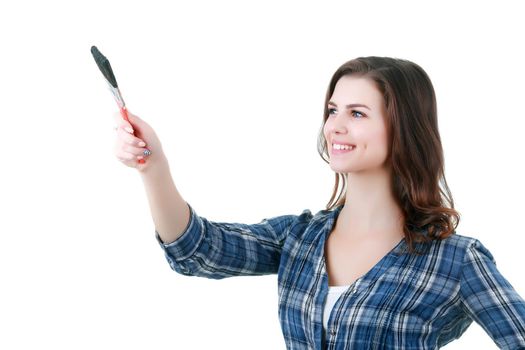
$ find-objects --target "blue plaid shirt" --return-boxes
[156,203,525,349]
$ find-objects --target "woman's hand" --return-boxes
[113,110,167,171]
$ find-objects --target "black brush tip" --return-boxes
[91,45,118,88]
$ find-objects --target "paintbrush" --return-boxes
[91,46,146,164]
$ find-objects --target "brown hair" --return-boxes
[316,56,460,254]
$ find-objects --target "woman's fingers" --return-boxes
[117,127,146,148]
[115,150,136,162]
[112,110,161,169]
[113,111,134,133]
[114,124,151,166]
[123,143,148,158]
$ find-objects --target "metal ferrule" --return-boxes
[106,82,126,109]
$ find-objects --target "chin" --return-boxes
[329,164,352,174]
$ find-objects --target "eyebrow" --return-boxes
[327,101,371,110]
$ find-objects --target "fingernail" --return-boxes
[125,127,134,133]
[138,142,146,147]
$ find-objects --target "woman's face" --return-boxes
[323,75,390,174]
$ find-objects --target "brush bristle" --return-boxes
[91,46,118,88]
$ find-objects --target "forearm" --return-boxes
[139,157,190,244]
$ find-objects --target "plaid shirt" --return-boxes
[156,203,525,349]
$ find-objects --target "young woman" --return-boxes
[113,56,525,349]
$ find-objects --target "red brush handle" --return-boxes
[120,107,146,164]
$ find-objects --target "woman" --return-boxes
[113,56,525,349]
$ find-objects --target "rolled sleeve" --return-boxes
[155,202,204,261]
[155,203,209,276]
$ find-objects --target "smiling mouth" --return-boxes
[331,145,356,154]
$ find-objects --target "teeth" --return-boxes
[333,144,355,150]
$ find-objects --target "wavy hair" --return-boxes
[316,56,460,254]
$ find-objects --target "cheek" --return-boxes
[323,118,330,130]
[323,121,330,139]
[358,128,388,153]
[369,130,389,154]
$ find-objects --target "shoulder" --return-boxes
[417,232,497,270]
[438,232,495,262]
[277,206,339,242]
[438,232,478,250]
[402,232,496,287]
[284,206,338,226]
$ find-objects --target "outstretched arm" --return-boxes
[155,203,312,279]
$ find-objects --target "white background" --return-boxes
[1,0,524,348]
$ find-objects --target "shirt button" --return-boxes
[330,329,336,336]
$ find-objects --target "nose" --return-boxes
[326,114,347,136]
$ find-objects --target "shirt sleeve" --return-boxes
[459,238,525,349]
[155,202,312,279]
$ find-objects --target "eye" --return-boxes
[327,108,365,119]
[351,110,364,119]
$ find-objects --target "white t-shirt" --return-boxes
[323,284,351,331]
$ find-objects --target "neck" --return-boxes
[336,166,405,240]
